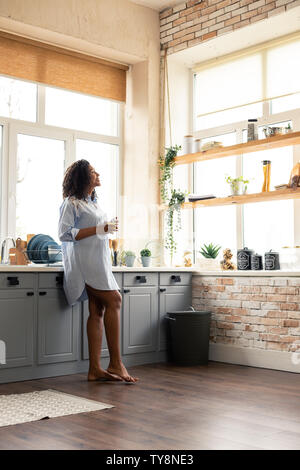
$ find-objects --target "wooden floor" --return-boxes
[0,361,300,450]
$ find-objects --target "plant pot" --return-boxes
[125,255,135,267]
[230,181,242,196]
[141,256,151,267]
[197,258,220,271]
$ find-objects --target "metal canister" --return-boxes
[264,250,280,270]
[237,247,254,270]
[251,253,263,270]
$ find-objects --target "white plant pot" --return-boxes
[197,258,220,271]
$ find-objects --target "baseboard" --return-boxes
[209,343,300,374]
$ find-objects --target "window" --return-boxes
[76,139,118,219]
[45,87,118,136]
[0,76,121,243]
[0,76,37,122]
[190,36,300,260]
[16,134,65,239]
[194,133,237,253]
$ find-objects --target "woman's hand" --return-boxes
[97,218,118,235]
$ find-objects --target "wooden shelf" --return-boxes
[181,188,300,209]
[174,131,300,166]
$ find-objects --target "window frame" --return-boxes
[191,68,300,259]
[0,81,123,240]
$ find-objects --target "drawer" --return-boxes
[39,273,64,289]
[113,273,122,289]
[159,272,192,286]
[0,272,36,289]
[123,272,158,287]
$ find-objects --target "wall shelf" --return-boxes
[181,188,300,209]
[174,131,300,166]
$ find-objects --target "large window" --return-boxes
[0,77,121,242]
[190,36,300,261]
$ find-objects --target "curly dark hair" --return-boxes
[62,159,96,200]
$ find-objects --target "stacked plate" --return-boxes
[27,234,62,264]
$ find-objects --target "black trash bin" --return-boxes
[165,309,211,366]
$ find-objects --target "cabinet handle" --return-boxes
[27,292,34,296]
[7,276,19,286]
[160,288,166,292]
[123,289,130,293]
[39,291,47,296]
[136,275,146,283]
[171,275,181,283]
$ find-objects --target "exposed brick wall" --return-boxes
[160,0,300,54]
[192,276,300,352]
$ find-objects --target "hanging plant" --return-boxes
[158,145,181,202]
[165,188,187,263]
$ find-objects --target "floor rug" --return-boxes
[0,389,114,427]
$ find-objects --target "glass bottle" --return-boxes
[262,160,271,192]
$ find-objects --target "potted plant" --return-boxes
[158,145,181,203]
[198,243,221,270]
[124,250,136,267]
[158,145,187,265]
[165,188,187,265]
[225,175,249,196]
[139,248,152,267]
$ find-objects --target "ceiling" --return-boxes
[130,0,184,11]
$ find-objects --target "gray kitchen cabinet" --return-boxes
[37,288,79,364]
[158,285,192,351]
[0,290,35,368]
[82,272,122,360]
[122,286,158,355]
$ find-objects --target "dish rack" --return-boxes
[24,249,63,266]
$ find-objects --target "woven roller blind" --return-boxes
[0,32,128,102]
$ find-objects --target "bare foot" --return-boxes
[88,367,124,382]
[107,363,139,383]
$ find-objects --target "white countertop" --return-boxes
[0,264,299,276]
[0,264,196,273]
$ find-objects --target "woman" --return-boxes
[58,159,138,383]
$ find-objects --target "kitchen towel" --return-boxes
[0,389,114,427]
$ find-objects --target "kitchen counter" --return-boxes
[0,264,196,272]
[0,264,299,275]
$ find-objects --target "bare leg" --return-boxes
[104,292,138,382]
[85,285,139,383]
[86,290,122,382]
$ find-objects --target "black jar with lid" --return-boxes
[251,253,263,270]
[237,247,254,270]
[265,250,280,270]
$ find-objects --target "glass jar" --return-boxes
[262,160,271,192]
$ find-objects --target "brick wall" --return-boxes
[192,276,300,352]
[160,0,300,54]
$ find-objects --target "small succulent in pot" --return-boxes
[124,250,136,267]
[199,243,221,259]
[140,248,152,267]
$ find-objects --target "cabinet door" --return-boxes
[159,286,192,351]
[0,290,34,368]
[123,286,158,355]
[82,300,110,360]
[37,289,79,364]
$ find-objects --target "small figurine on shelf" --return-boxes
[183,250,193,267]
[220,248,236,270]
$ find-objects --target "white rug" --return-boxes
[0,389,114,427]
